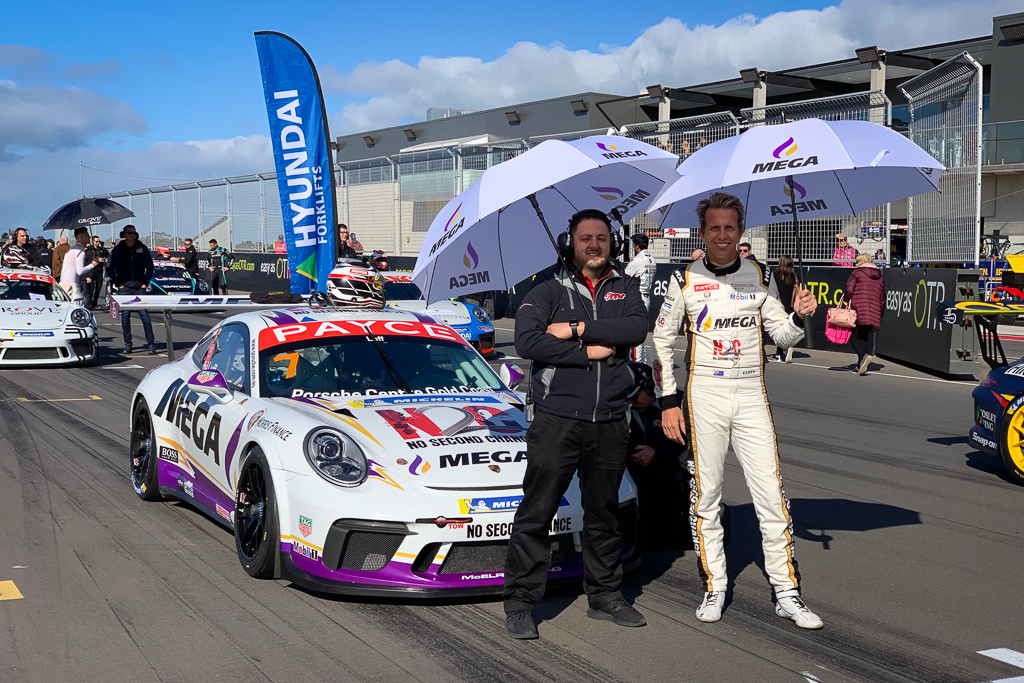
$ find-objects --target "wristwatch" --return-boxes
[569,320,580,341]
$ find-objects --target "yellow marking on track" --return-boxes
[0,396,103,404]
[0,580,24,600]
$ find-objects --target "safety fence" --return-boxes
[90,87,981,268]
[900,52,983,266]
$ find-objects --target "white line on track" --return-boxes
[979,649,1024,682]
[102,364,145,369]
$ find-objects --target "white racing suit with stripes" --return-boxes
[624,249,657,364]
[652,256,805,593]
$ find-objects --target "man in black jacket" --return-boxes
[337,224,359,260]
[107,225,156,354]
[503,209,648,640]
[180,238,199,277]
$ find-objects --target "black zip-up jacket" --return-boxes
[107,240,155,287]
[515,263,648,422]
[182,245,198,275]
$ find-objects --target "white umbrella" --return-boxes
[648,118,944,270]
[412,135,678,304]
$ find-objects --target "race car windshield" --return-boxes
[385,281,422,301]
[0,280,68,302]
[260,336,503,399]
[154,266,186,279]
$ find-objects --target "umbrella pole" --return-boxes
[527,193,590,313]
[788,176,814,348]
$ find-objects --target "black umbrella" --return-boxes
[42,197,134,231]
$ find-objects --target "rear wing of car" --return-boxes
[111,294,311,360]
[936,301,1020,369]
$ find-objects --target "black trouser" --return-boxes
[80,279,93,308]
[210,270,227,295]
[503,409,629,613]
[626,457,690,551]
[850,325,873,364]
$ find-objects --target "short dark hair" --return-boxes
[209,238,218,245]
[738,242,752,250]
[74,227,89,239]
[338,223,348,231]
[14,227,28,237]
[696,192,745,231]
[631,234,649,250]
[568,209,612,237]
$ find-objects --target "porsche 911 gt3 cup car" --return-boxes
[150,259,211,295]
[380,272,495,356]
[0,269,98,365]
[129,306,638,596]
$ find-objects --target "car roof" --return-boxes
[0,268,58,285]
[222,305,438,331]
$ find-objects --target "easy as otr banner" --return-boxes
[255,31,337,293]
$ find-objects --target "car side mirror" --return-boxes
[499,362,525,390]
[187,369,234,403]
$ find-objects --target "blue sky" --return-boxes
[0,0,1015,229]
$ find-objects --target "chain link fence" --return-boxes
[899,52,983,266]
[89,89,942,269]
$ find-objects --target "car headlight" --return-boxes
[303,428,368,486]
[472,306,490,324]
[70,307,93,327]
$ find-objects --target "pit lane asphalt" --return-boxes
[1,314,1023,683]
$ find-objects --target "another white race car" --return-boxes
[0,269,98,365]
[129,306,638,597]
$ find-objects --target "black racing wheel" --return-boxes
[234,448,280,579]
[130,399,161,501]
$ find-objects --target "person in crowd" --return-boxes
[31,236,53,271]
[207,238,232,295]
[60,227,100,299]
[337,224,359,259]
[52,236,70,277]
[503,209,648,640]
[626,362,690,551]
[738,242,762,266]
[681,139,691,157]
[770,255,800,363]
[874,249,887,268]
[843,253,886,375]
[690,247,705,261]
[832,233,857,267]
[181,238,199,278]
[274,235,287,253]
[652,192,823,629]
[624,234,657,363]
[84,235,109,309]
[1,227,33,268]
[108,224,156,355]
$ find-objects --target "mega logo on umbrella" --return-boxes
[770,176,828,216]
[753,137,819,174]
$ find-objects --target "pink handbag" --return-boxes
[825,321,853,344]
[827,301,857,329]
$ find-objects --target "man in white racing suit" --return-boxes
[652,192,823,630]
[624,234,657,363]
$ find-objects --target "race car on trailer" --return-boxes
[0,269,98,365]
[127,304,639,596]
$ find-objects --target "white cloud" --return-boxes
[322,0,1016,133]
[0,80,146,155]
[0,135,272,230]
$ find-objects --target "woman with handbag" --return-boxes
[770,255,799,363]
[843,253,886,375]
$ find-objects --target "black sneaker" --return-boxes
[147,344,157,355]
[587,598,647,627]
[504,610,538,640]
[123,345,133,354]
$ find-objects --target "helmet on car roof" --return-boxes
[326,265,386,309]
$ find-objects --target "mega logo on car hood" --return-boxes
[388,300,473,326]
[280,391,530,488]
[0,301,69,330]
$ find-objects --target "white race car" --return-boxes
[0,269,98,365]
[128,306,639,596]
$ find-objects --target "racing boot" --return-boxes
[774,589,823,629]
[695,591,725,622]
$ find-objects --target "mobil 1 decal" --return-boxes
[376,404,527,449]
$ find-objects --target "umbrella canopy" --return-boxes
[412,135,678,304]
[42,197,135,231]
[647,119,944,229]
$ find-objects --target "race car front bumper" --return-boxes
[279,500,639,598]
[0,327,97,366]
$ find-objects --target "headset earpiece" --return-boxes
[119,229,125,238]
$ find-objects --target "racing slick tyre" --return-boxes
[999,403,1024,485]
[130,399,162,501]
[234,448,280,579]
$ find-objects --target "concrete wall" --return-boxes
[989,13,1024,124]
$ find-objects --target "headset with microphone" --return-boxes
[556,208,624,261]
